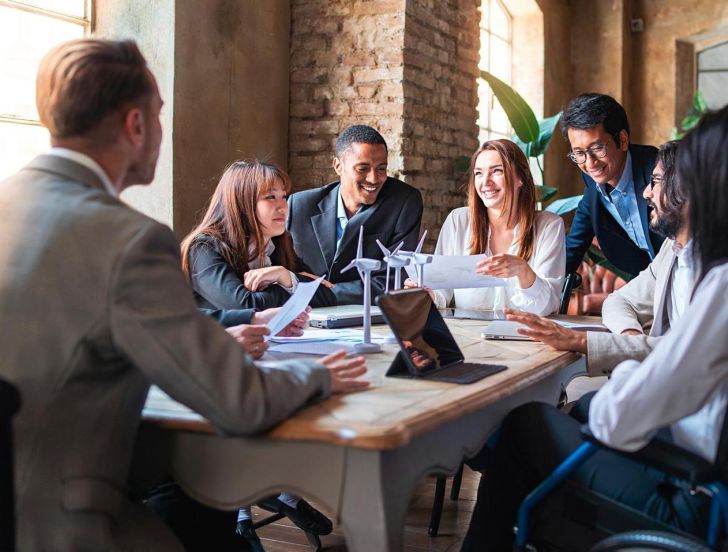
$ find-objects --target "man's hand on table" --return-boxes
[503,309,588,354]
[320,350,370,393]
[251,306,311,337]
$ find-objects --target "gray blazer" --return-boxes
[586,238,678,375]
[0,155,331,551]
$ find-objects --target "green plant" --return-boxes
[671,90,708,140]
[479,70,562,204]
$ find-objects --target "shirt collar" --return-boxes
[47,148,118,198]
[673,239,694,269]
[336,185,349,222]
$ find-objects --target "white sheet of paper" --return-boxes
[265,277,322,339]
[268,340,358,355]
[403,253,506,289]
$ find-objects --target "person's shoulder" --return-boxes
[535,210,563,227]
[384,177,422,199]
[630,143,658,162]
[289,181,339,205]
[447,206,469,224]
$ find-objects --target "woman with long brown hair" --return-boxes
[410,139,565,315]
[181,161,335,311]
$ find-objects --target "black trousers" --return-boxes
[460,402,709,551]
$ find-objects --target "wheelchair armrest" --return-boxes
[0,379,20,418]
[580,425,722,483]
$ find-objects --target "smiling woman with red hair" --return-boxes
[408,139,565,315]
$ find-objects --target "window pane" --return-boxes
[478,31,490,71]
[0,122,50,181]
[491,96,510,135]
[0,6,84,120]
[490,0,510,41]
[11,0,86,18]
[698,71,728,110]
[698,42,728,71]
[489,36,510,83]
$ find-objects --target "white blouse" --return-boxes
[432,208,565,315]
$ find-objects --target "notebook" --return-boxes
[376,289,508,384]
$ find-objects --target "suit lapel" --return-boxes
[631,148,653,254]
[651,252,677,336]
[311,184,339,270]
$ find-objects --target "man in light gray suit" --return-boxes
[505,141,692,377]
[0,39,368,552]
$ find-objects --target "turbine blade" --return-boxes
[391,241,405,256]
[357,226,364,259]
[376,239,390,257]
[415,229,427,254]
[340,260,357,273]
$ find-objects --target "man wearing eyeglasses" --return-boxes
[562,93,664,279]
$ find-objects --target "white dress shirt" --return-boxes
[47,148,118,197]
[431,208,565,315]
[590,263,728,462]
[669,239,695,325]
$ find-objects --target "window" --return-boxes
[697,41,728,110]
[477,0,512,145]
[0,0,92,180]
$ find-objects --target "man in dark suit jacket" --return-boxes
[287,125,423,304]
[562,93,664,279]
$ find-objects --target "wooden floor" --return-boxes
[251,376,605,551]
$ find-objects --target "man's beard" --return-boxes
[649,204,682,239]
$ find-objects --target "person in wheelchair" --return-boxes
[460,105,728,551]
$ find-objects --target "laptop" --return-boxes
[481,320,532,341]
[376,289,508,384]
[309,305,385,329]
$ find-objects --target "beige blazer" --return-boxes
[0,156,331,551]
[586,238,678,376]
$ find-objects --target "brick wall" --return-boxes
[288,0,407,191]
[288,0,481,250]
[401,0,480,248]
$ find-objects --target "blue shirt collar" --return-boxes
[336,185,348,222]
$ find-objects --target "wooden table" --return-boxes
[138,317,588,551]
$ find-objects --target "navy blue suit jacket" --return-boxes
[287,177,423,305]
[565,144,664,279]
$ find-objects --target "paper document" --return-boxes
[403,253,506,290]
[265,277,322,338]
[268,328,390,355]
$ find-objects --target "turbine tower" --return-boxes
[340,226,382,353]
[376,239,410,292]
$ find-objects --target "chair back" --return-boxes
[0,379,20,552]
[559,273,582,315]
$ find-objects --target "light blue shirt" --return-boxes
[335,186,349,250]
[596,152,654,258]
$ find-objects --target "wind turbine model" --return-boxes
[340,226,382,353]
[406,230,433,287]
[376,239,410,292]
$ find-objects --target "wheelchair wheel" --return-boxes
[588,530,713,551]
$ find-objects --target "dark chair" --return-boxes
[514,425,728,551]
[428,464,464,537]
[559,272,583,315]
[0,379,20,552]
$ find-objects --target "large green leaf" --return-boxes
[531,112,562,157]
[535,185,558,204]
[545,194,583,215]
[586,244,632,282]
[480,70,539,144]
[692,89,708,113]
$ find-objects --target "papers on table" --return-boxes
[265,277,322,338]
[267,328,392,355]
[403,253,506,290]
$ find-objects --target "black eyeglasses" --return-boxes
[649,175,664,190]
[567,143,609,164]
